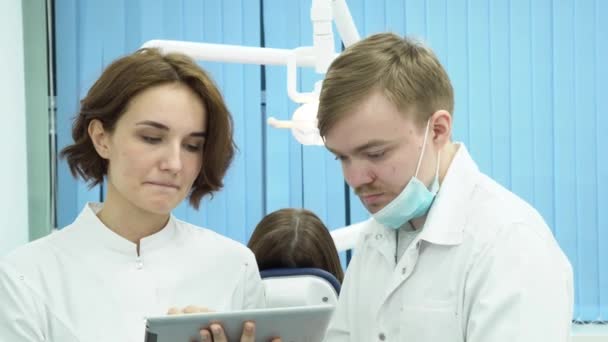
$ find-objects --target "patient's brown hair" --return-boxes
[248,208,344,283]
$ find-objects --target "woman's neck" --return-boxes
[96,193,169,247]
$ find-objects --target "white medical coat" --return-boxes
[324,144,573,342]
[0,203,265,342]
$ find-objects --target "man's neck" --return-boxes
[410,217,425,231]
[438,142,459,184]
[410,142,458,231]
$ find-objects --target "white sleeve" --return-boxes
[0,261,46,341]
[464,222,574,342]
[241,251,266,309]
[323,251,362,342]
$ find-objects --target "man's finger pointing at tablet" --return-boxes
[240,321,282,342]
[240,321,255,341]
[199,328,212,341]
[209,323,227,341]
[201,322,281,342]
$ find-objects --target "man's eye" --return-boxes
[367,151,385,159]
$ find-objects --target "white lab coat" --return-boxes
[324,144,573,342]
[0,203,265,342]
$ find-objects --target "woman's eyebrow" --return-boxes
[189,131,206,138]
[136,120,169,130]
[136,120,206,137]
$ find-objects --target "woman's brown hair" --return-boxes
[248,208,344,283]
[60,48,236,208]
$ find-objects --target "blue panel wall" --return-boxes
[262,0,305,213]
[574,0,599,321]
[54,0,607,321]
[597,0,608,321]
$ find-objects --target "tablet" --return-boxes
[144,304,334,342]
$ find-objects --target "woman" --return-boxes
[0,48,264,341]
[248,208,344,283]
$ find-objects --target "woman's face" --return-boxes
[90,82,207,216]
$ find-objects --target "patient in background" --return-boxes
[248,208,344,283]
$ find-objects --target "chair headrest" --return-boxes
[260,268,341,308]
[260,268,341,294]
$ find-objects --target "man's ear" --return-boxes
[430,110,452,148]
[88,119,111,159]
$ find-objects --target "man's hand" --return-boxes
[166,307,281,341]
[200,321,281,342]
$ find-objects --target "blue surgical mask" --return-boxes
[372,120,440,229]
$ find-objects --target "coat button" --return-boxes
[402,267,407,275]
[379,332,386,341]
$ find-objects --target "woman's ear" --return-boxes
[88,119,111,159]
[431,110,452,148]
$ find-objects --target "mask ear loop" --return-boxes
[414,119,432,178]
[430,150,441,193]
[435,151,441,179]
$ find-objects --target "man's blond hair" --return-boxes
[317,33,454,137]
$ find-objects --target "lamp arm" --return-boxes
[141,39,317,67]
[141,1,359,72]
[331,0,361,48]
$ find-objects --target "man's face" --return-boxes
[324,90,437,214]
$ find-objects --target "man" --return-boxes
[318,33,573,341]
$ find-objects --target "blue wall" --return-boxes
[54,0,607,321]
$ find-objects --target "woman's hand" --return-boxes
[167,305,212,315]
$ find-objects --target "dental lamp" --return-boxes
[141,0,360,146]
